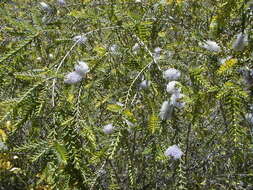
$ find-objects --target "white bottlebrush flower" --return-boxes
[166,81,181,94]
[64,71,82,84]
[39,2,50,10]
[159,101,172,120]
[139,80,150,89]
[154,47,162,54]
[153,47,162,60]
[132,43,140,54]
[163,68,181,81]
[164,145,183,160]
[135,0,142,2]
[103,124,114,134]
[73,35,87,44]
[201,40,221,52]
[170,92,185,108]
[57,0,66,5]
[132,43,140,51]
[245,113,253,124]
[0,141,8,151]
[109,44,118,54]
[232,33,248,51]
[74,61,89,75]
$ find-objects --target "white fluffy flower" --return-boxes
[246,113,253,124]
[166,81,181,94]
[132,43,140,51]
[39,2,50,10]
[57,0,66,5]
[103,124,114,134]
[159,101,172,120]
[164,145,183,160]
[163,68,181,81]
[132,43,140,54]
[0,141,8,151]
[109,44,118,54]
[64,71,82,84]
[153,47,162,60]
[74,61,89,75]
[170,92,185,108]
[73,35,87,44]
[232,33,248,51]
[201,40,221,52]
[139,80,150,89]
[154,47,162,54]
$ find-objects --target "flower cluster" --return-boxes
[109,44,118,54]
[170,92,185,108]
[64,61,89,84]
[39,2,50,10]
[232,32,248,51]
[166,81,181,94]
[164,145,183,160]
[201,40,221,52]
[0,141,8,151]
[163,68,181,81]
[57,0,66,6]
[73,35,87,44]
[139,79,150,90]
[153,47,162,61]
[159,101,172,120]
[132,43,140,54]
[103,124,114,134]
[159,68,185,120]
[246,113,253,124]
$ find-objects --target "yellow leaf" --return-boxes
[217,58,237,74]
[122,109,136,123]
[0,129,7,141]
[148,113,159,134]
[6,121,12,131]
[67,93,74,103]
[107,104,122,113]
[158,32,166,38]
[94,45,106,56]
[67,10,87,19]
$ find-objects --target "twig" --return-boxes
[51,26,121,107]
[89,160,107,190]
[133,34,162,71]
[124,61,152,108]
[124,34,164,107]
[51,41,78,107]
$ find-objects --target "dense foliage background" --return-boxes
[1,0,253,189]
